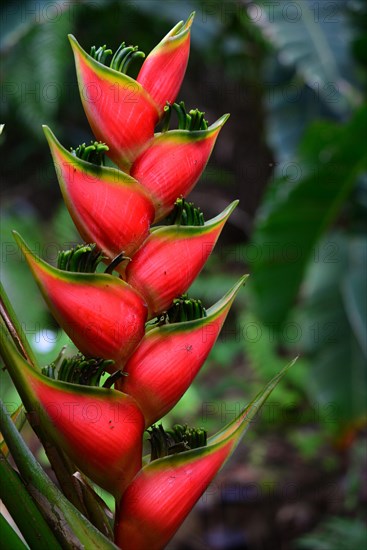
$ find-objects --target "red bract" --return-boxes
[117,276,248,426]
[115,442,232,550]
[115,363,293,549]
[123,201,238,318]
[69,15,193,171]
[69,34,158,171]
[14,232,147,366]
[31,375,145,495]
[43,126,155,258]
[131,114,229,222]
[137,13,194,116]
[4,339,145,495]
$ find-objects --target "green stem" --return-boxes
[0,281,37,367]
[0,513,28,550]
[0,404,25,457]
[0,449,61,549]
[0,399,118,549]
[73,472,114,540]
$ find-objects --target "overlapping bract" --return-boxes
[117,276,248,426]
[123,202,238,317]
[3,336,144,495]
[136,13,194,116]
[131,115,229,222]
[68,13,193,171]
[44,126,155,259]
[115,363,293,550]
[11,15,289,550]
[114,362,293,549]
[14,232,147,366]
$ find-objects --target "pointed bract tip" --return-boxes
[68,34,77,46]
[226,273,249,299]
[12,230,26,252]
[208,113,230,133]
[203,200,239,229]
[68,34,85,58]
[224,199,240,217]
[176,12,194,38]
[239,273,250,287]
[42,126,69,163]
[167,11,195,40]
[12,231,45,272]
[288,356,299,369]
[185,11,195,29]
[13,230,38,258]
[220,113,231,125]
[206,274,249,318]
[229,272,249,300]
[221,273,249,298]
[227,272,249,295]
[42,124,57,146]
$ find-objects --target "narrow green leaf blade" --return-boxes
[0,514,28,550]
[0,451,61,549]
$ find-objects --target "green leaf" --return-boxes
[0,513,27,550]
[299,232,367,431]
[0,451,61,549]
[241,309,308,406]
[341,235,367,357]
[250,105,367,326]
[1,7,72,135]
[296,516,367,550]
[254,0,362,116]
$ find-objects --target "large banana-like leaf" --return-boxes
[250,106,367,327]
[299,232,367,432]
[252,0,360,116]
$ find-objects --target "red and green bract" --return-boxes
[14,232,147,366]
[117,276,247,426]
[44,126,155,259]
[123,202,238,317]
[131,115,229,222]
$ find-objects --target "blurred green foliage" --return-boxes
[248,0,367,436]
[296,516,367,549]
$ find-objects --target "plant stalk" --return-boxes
[0,449,61,549]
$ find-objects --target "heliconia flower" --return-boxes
[43,126,155,258]
[117,276,248,426]
[1,335,145,495]
[68,34,158,171]
[114,361,294,549]
[123,201,238,318]
[131,114,229,222]
[13,232,147,365]
[136,13,194,116]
